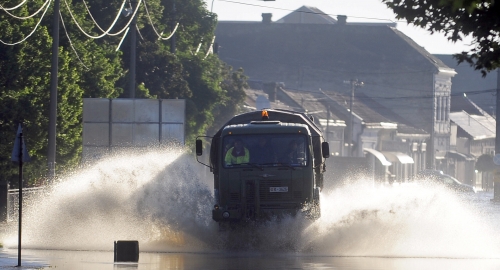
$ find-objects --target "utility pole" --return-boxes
[494,68,500,200]
[48,0,61,180]
[129,0,137,98]
[170,1,176,54]
[344,79,363,157]
[429,85,436,170]
[326,105,330,143]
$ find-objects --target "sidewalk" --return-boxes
[0,248,49,269]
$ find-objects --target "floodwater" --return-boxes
[0,148,499,269]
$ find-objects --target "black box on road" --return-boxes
[114,240,139,262]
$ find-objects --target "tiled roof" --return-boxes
[245,86,429,136]
[275,6,337,24]
[244,88,296,111]
[450,111,495,140]
[279,88,343,121]
[354,92,427,135]
[451,94,495,123]
[450,95,496,133]
[451,95,484,115]
[321,90,394,125]
[215,6,455,134]
[215,22,450,82]
[389,29,452,71]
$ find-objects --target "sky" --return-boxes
[204,0,474,55]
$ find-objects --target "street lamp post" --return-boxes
[344,79,363,157]
[48,0,61,180]
[129,0,137,99]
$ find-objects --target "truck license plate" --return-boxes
[269,187,288,192]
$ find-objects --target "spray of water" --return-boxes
[2,147,216,252]
[302,181,500,258]
[2,149,499,258]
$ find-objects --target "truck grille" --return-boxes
[230,192,240,202]
[245,180,255,203]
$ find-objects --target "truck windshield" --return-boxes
[222,134,308,168]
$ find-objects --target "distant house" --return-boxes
[243,82,429,184]
[215,6,456,171]
[449,95,496,188]
[319,90,428,182]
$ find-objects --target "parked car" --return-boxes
[414,170,477,193]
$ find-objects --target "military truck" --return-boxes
[196,109,330,226]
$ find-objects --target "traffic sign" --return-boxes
[11,124,31,163]
[494,154,500,166]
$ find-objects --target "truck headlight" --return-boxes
[222,211,230,218]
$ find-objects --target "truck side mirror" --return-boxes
[321,142,330,158]
[196,139,203,156]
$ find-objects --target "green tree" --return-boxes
[207,66,248,136]
[0,0,84,186]
[136,41,191,99]
[0,0,247,187]
[59,1,125,98]
[130,0,245,142]
[382,0,500,75]
[64,0,246,142]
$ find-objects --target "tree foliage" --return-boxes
[0,0,247,186]
[382,0,500,75]
[0,0,85,186]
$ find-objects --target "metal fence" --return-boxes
[3,187,45,222]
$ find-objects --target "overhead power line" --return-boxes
[217,0,396,22]
[59,10,89,70]
[0,0,51,45]
[62,0,139,39]
[0,0,51,20]
[0,0,27,11]
[284,87,497,101]
[81,0,107,33]
[143,0,179,40]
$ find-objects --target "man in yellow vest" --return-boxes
[225,139,250,165]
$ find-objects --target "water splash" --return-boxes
[302,181,500,258]
[3,147,215,252]
[2,149,500,258]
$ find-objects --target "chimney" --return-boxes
[262,13,272,24]
[337,15,347,25]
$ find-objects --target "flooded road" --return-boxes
[1,149,499,269]
[2,248,500,270]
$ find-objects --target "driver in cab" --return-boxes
[225,139,249,166]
